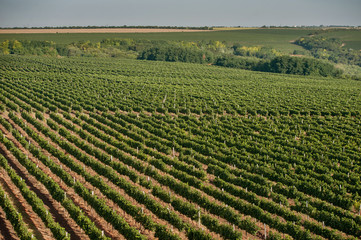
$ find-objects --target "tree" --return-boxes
[0,40,9,54]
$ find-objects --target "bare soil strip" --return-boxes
[0,28,211,34]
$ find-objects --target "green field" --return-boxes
[319,29,361,50]
[2,28,360,54]
[0,54,361,240]
[0,29,314,53]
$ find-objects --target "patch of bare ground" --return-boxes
[0,28,212,34]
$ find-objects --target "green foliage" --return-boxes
[233,44,281,59]
[0,36,347,78]
[35,111,44,120]
[1,54,361,240]
[320,29,361,50]
[138,45,214,63]
[0,133,70,240]
[268,56,343,77]
[214,55,261,70]
[0,40,10,54]
[0,29,313,52]
[215,55,343,77]
[295,35,361,67]
[0,183,35,240]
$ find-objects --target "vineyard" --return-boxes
[0,54,361,240]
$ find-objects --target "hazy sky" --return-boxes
[0,0,360,27]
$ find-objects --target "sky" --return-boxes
[0,0,360,28]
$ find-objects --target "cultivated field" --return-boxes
[0,28,314,53]
[0,28,212,34]
[319,29,361,50]
[0,55,360,240]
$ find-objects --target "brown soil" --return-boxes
[0,28,211,34]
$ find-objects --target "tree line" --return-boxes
[140,47,342,77]
[0,38,343,77]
